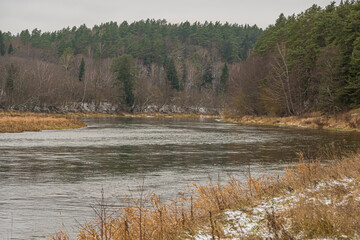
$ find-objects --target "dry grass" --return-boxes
[0,111,86,133]
[0,110,220,133]
[224,109,360,131]
[50,150,360,240]
[280,155,360,239]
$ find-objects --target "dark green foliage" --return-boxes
[111,54,137,107]
[316,45,342,113]
[346,37,360,108]
[6,64,17,92]
[30,28,51,49]
[202,64,213,87]
[8,43,14,55]
[219,63,229,93]
[72,24,92,55]
[11,20,261,64]
[0,31,5,56]
[20,30,31,45]
[165,58,180,90]
[253,1,360,113]
[78,57,85,81]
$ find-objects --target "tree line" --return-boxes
[228,0,360,116]
[0,20,261,112]
[1,1,359,115]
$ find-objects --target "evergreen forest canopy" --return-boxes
[250,0,360,115]
[0,1,359,115]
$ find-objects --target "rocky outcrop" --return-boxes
[6,102,221,115]
[135,104,220,115]
[10,102,120,114]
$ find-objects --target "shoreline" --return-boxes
[0,111,220,133]
[4,109,357,238]
[222,111,360,132]
[51,152,360,240]
[0,111,87,133]
[2,109,360,133]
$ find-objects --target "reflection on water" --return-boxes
[1,117,360,239]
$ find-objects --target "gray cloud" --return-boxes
[1,0,335,34]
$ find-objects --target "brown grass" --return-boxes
[224,109,360,131]
[50,150,360,239]
[0,111,86,133]
[0,111,219,134]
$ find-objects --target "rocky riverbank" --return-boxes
[4,102,221,115]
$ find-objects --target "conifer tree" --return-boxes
[0,31,5,56]
[78,57,85,81]
[165,58,180,90]
[20,30,31,45]
[111,54,137,107]
[7,43,13,55]
[219,63,229,93]
[6,64,17,92]
[202,64,213,87]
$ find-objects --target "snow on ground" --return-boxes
[190,178,358,239]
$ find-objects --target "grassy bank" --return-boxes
[51,151,360,240]
[0,111,219,133]
[224,110,360,132]
[0,111,86,133]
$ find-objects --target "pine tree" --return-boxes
[78,57,85,81]
[7,43,13,55]
[0,31,5,56]
[219,63,229,93]
[346,37,360,108]
[111,54,137,107]
[165,58,180,90]
[202,64,213,87]
[20,30,31,45]
[6,64,17,92]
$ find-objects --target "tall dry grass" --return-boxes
[225,109,360,131]
[0,111,86,133]
[0,110,219,133]
[50,151,360,240]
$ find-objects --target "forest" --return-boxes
[0,20,261,113]
[0,1,359,116]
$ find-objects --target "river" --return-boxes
[1,117,360,239]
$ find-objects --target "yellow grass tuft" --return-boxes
[0,112,86,133]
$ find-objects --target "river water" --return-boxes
[1,117,360,239]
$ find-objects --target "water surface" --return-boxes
[1,117,360,239]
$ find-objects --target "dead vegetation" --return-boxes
[0,110,220,133]
[224,109,360,131]
[0,111,86,133]
[50,149,360,239]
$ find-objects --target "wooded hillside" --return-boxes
[0,20,261,112]
[229,1,360,116]
[1,1,359,115]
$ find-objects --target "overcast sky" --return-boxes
[1,0,336,34]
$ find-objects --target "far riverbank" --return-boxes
[2,108,360,133]
[223,109,360,132]
[0,111,220,133]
